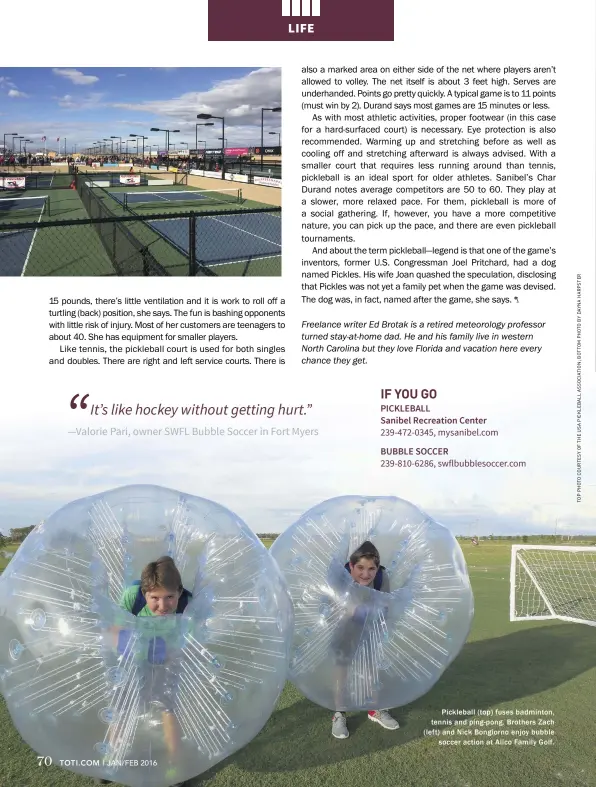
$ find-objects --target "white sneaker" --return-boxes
[332,711,349,738]
[368,709,400,730]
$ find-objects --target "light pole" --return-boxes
[196,140,207,169]
[14,136,24,157]
[104,138,114,158]
[260,106,281,169]
[195,122,214,168]
[197,114,225,179]
[111,136,123,159]
[150,128,179,168]
[130,134,148,164]
[2,132,18,158]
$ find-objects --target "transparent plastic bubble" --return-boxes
[9,640,24,661]
[99,707,119,724]
[276,610,285,632]
[0,484,293,786]
[271,495,474,712]
[29,609,47,631]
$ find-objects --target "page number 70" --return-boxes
[37,756,53,766]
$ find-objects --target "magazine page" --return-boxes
[0,1,594,786]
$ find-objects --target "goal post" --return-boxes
[510,545,596,627]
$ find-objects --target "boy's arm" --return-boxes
[119,585,137,613]
[104,586,136,651]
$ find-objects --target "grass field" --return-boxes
[1,540,595,787]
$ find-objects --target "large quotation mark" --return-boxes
[70,394,90,410]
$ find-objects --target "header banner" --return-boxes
[208,0,394,41]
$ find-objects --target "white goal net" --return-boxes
[510,545,596,626]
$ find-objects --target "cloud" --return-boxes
[53,68,99,85]
[116,73,126,78]
[57,92,105,109]
[7,89,28,98]
[0,77,17,89]
[112,67,282,133]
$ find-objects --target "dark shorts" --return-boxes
[330,619,365,665]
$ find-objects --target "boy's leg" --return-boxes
[162,709,193,786]
[367,709,400,729]
[332,662,349,710]
[162,709,183,759]
[331,661,350,738]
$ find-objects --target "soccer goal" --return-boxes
[510,545,596,626]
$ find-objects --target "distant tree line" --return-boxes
[0,526,35,547]
[257,533,279,540]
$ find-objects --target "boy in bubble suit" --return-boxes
[331,541,400,739]
[120,555,193,617]
[97,557,191,786]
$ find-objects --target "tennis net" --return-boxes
[0,194,49,219]
[122,188,242,210]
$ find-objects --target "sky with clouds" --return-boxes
[0,68,281,152]
[0,373,593,538]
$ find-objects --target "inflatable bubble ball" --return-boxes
[0,485,293,786]
[270,495,473,712]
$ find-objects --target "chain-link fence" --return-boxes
[0,208,282,276]
[0,172,73,190]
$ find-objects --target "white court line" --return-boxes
[205,215,282,248]
[20,199,47,276]
[208,253,281,270]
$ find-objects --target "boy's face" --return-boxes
[145,586,182,615]
[350,557,378,586]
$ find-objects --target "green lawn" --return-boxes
[1,540,594,787]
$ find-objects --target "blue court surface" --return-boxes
[0,195,47,276]
[147,211,281,267]
[108,189,242,210]
[0,229,36,276]
[28,174,55,188]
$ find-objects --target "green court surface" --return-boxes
[2,539,593,787]
[0,188,112,276]
[0,183,281,276]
